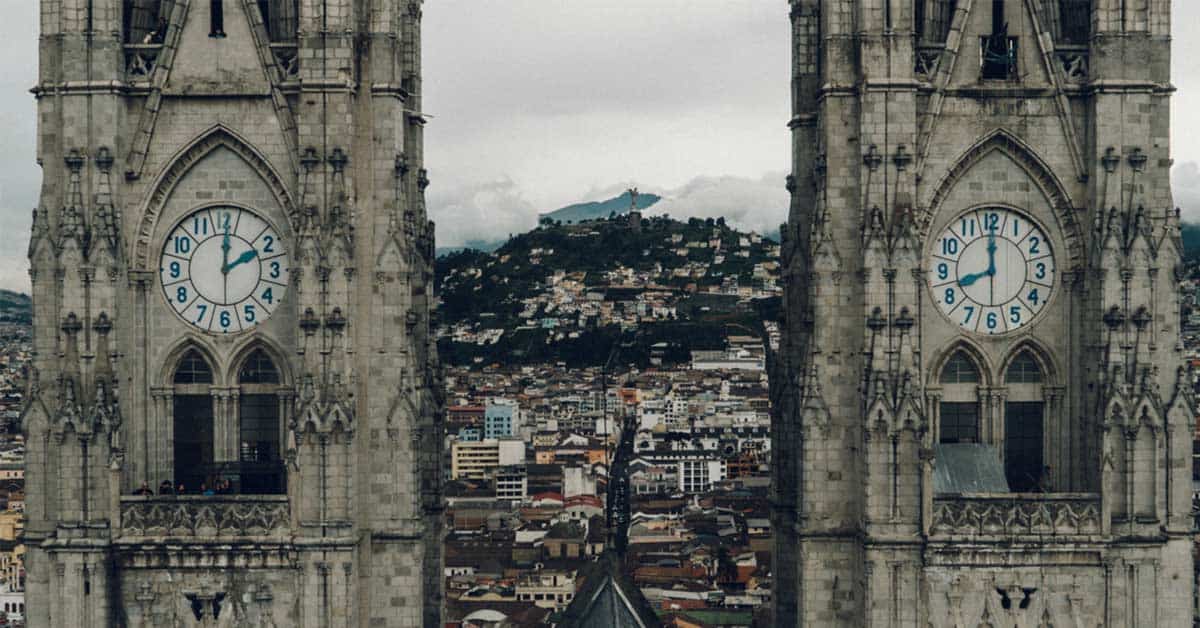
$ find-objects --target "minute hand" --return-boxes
[223,249,258,273]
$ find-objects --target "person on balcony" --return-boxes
[158,480,174,495]
[133,481,153,496]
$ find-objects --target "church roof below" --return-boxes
[557,552,662,628]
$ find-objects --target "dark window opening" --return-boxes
[257,0,300,42]
[1005,352,1043,384]
[940,402,980,444]
[239,349,280,384]
[124,0,173,44]
[173,395,214,492]
[174,350,213,384]
[1005,402,1045,491]
[981,35,1019,79]
[982,1,1017,79]
[236,350,285,494]
[923,0,959,43]
[939,351,981,384]
[210,0,226,37]
[1059,0,1091,44]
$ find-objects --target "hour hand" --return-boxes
[958,270,990,287]
[223,249,258,273]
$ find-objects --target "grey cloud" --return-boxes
[429,176,540,248]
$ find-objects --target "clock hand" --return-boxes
[221,224,231,276]
[958,270,990,287]
[986,231,997,276]
[223,249,259,273]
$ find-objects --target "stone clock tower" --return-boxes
[23,1,443,626]
[776,0,1192,625]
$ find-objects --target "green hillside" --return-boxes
[0,290,31,324]
[538,191,661,224]
[435,214,779,368]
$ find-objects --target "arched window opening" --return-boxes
[1006,351,1043,384]
[237,349,285,494]
[256,0,299,42]
[124,0,173,44]
[239,348,280,384]
[172,350,214,492]
[938,351,981,444]
[940,351,980,384]
[174,349,213,384]
[1004,351,1046,492]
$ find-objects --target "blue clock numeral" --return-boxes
[1009,305,1022,324]
[963,306,975,324]
[1035,262,1046,280]
[176,286,187,303]
[984,213,999,232]
[263,235,275,253]
[261,287,274,304]
[1027,288,1040,305]
[219,310,232,329]
[986,312,998,330]
[941,238,958,256]
[221,212,232,229]
[1012,218,1020,237]
[244,304,256,323]
[270,261,281,279]
[195,304,207,323]
[1029,236,1040,255]
[944,288,955,305]
[193,216,208,235]
[174,236,191,254]
[169,261,181,279]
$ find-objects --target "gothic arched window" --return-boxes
[172,349,214,492]
[256,0,299,42]
[124,0,173,44]
[1004,351,1046,492]
[236,349,285,494]
[938,351,981,444]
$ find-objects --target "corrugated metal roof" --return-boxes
[933,443,1010,494]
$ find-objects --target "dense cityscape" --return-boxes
[1,222,1200,626]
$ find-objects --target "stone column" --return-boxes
[150,387,173,485]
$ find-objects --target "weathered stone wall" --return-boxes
[776,1,1191,625]
[26,1,442,626]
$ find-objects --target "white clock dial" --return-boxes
[929,207,1055,334]
[159,206,289,333]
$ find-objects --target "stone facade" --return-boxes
[774,0,1192,626]
[23,1,443,626]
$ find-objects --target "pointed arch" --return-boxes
[226,334,293,388]
[922,128,1084,267]
[133,124,298,269]
[929,338,994,388]
[999,338,1059,386]
[159,336,221,387]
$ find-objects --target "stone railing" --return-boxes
[120,496,290,538]
[124,44,162,79]
[1055,45,1089,84]
[270,43,299,80]
[930,493,1101,538]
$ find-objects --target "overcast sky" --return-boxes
[0,2,1198,292]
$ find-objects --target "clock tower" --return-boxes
[23,1,443,626]
[776,0,1192,625]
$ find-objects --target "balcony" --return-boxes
[930,493,1101,539]
[124,44,162,80]
[120,495,290,539]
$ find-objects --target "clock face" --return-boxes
[929,207,1055,334]
[159,206,289,333]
